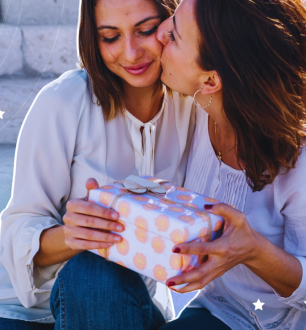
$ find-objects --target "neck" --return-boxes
[122,80,164,123]
[196,90,235,139]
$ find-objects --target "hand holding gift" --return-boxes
[87,175,225,289]
[166,203,260,293]
[62,178,123,251]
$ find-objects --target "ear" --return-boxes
[199,71,222,95]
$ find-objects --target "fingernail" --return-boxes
[204,204,213,210]
[116,225,123,232]
[114,236,121,242]
[173,247,181,253]
[167,281,176,287]
[111,212,118,219]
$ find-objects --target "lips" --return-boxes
[123,61,153,75]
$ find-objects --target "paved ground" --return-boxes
[0,143,197,316]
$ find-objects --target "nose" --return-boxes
[124,36,143,63]
[157,17,173,46]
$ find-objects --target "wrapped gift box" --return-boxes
[87,175,224,288]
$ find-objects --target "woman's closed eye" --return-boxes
[102,26,159,44]
[168,30,175,41]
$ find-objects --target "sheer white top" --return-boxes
[184,108,306,330]
[0,69,196,323]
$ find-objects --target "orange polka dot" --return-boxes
[214,220,224,231]
[119,188,127,194]
[133,195,149,202]
[151,236,166,254]
[117,201,131,218]
[116,238,129,256]
[204,197,220,203]
[168,206,185,213]
[100,185,114,190]
[184,203,199,209]
[195,212,210,223]
[170,229,185,244]
[135,228,148,243]
[133,253,147,270]
[177,194,193,202]
[178,215,195,225]
[155,215,170,232]
[142,203,160,211]
[169,254,182,270]
[176,186,190,192]
[198,227,208,239]
[99,191,114,207]
[97,248,111,259]
[134,216,148,230]
[182,255,192,272]
[153,265,168,281]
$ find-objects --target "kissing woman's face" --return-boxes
[157,0,204,96]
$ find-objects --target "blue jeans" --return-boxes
[49,251,230,330]
[0,318,54,330]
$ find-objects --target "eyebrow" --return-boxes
[173,15,182,39]
[97,15,161,31]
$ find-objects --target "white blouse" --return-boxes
[184,108,306,330]
[0,69,196,323]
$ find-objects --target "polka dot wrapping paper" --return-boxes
[87,175,224,289]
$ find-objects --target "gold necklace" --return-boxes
[214,121,237,160]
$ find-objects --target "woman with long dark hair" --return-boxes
[155,0,306,329]
[0,1,197,329]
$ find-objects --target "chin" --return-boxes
[124,71,161,88]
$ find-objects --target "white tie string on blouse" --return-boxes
[0,69,196,323]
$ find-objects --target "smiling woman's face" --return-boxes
[95,0,163,89]
[157,0,203,95]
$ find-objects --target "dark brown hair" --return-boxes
[77,0,178,121]
[195,0,306,191]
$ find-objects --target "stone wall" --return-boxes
[0,0,80,77]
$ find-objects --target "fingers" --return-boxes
[204,203,245,227]
[86,178,99,191]
[63,212,124,233]
[172,241,220,256]
[64,225,122,244]
[66,199,119,221]
[65,236,115,251]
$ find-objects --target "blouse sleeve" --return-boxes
[0,69,88,308]
[273,148,306,311]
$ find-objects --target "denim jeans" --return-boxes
[49,251,231,330]
[50,251,166,330]
[0,318,54,330]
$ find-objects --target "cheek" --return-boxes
[99,43,119,66]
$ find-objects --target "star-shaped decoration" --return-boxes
[0,110,5,119]
[253,299,265,310]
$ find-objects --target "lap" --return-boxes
[158,307,231,330]
[0,318,54,330]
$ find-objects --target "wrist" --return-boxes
[243,229,267,268]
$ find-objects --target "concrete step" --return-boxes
[0,24,79,77]
[1,0,79,25]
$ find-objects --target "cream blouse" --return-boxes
[184,108,306,330]
[0,69,196,323]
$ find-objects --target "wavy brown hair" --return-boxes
[195,0,306,191]
[77,0,178,121]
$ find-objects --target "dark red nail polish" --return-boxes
[173,247,181,253]
[167,281,176,287]
[204,204,213,210]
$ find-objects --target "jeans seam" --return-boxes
[58,271,66,330]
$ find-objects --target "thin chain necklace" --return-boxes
[214,121,237,161]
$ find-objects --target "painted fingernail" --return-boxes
[167,281,176,287]
[114,236,121,242]
[173,247,181,253]
[116,225,123,231]
[204,204,213,210]
[111,212,118,219]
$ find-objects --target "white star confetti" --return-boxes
[0,110,5,119]
[253,299,265,310]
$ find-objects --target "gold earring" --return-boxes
[193,89,212,109]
